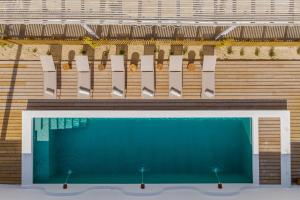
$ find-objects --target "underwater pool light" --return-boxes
[63,170,73,189]
[213,167,223,189]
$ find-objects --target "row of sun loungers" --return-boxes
[40,55,216,99]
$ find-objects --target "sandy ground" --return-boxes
[1,44,300,61]
[0,184,300,200]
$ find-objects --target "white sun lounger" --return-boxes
[111,55,125,98]
[169,55,183,97]
[141,55,155,98]
[75,55,91,98]
[202,55,216,72]
[40,55,57,99]
[202,55,216,99]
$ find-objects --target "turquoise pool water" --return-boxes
[33,117,252,184]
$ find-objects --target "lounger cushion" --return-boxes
[40,55,56,72]
[203,55,216,72]
[141,55,154,72]
[169,55,183,72]
[111,55,125,72]
[75,55,90,72]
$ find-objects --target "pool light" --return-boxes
[63,170,72,189]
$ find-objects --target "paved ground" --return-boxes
[1,185,300,200]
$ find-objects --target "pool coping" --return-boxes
[22,110,291,187]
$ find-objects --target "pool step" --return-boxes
[73,118,80,128]
[79,118,87,127]
[35,118,88,142]
[65,118,73,129]
[48,118,88,130]
[58,118,65,129]
[50,118,58,130]
[35,118,88,140]
[34,118,42,132]
[36,118,49,141]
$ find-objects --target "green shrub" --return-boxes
[255,47,260,56]
[169,49,174,56]
[0,43,7,48]
[119,49,125,55]
[80,48,87,55]
[297,47,300,55]
[269,47,275,57]
[240,48,245,56]
[46,49,51,55]
[182,46,188,55]
[227,46,233,54]
[199,49,203,58]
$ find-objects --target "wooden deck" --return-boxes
[259,118,281,184]
[0,59,300,184]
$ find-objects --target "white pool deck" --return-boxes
[1,184,300,200]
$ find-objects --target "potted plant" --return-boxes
[269,47,275,58]
[119,49,125,55]
[240,48,244,56]
[105,46,110,56]
[46,49,51,55]
[80,48,87,55]
[297,47,300,55]
[154,45,160,55]
[255,47,260,56]
[227,46,233,54]
[169,49,174,56]
[199,49,203,58]
[182,46,188,55]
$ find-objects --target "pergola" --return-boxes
[0,0,299,25]
[0,0,299,39]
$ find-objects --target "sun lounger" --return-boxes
[111,55,125,98]
[40,55,57,99]
[202,72,215,99]
[169,55,183,97]
[75,55,91,98]
[141,55,155,98]
[202,55,216,99]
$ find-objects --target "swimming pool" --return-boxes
[32,117,252,184]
